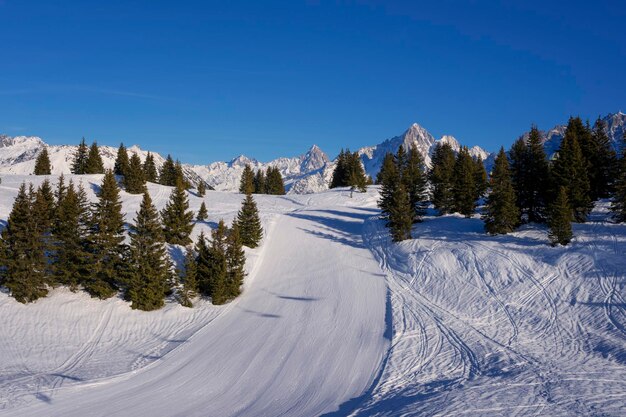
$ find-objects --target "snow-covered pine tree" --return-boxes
[196,201,208,222]
[34,147,52,175]
[236,193,263,248]
[483,148,520,234]
[548,187,574,246]
[126,191,170,311]
[114,143,130,177]
[161,180,195,245]
[429,142,456,215]
[123,153,146,194]
[86,170,125,298]
[85,141,105,174]
[240,164,255,194]
[71,138,89,175]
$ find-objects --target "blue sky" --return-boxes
[0,1,624,163]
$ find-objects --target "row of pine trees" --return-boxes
[376,116,626,246]
[0,171,263,309]
[239,164,286,195]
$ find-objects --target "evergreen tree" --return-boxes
[330,150,366,192]
[85,141,105,174]
[330,149,347,188]
[611,133,626,222]
[174,160,190,189]
[126,191,170,311]
[266,166,286,195]
[54,174,68,209]
[87,170,125,298]
[179,247,198,307]
[71,138,89,175]
[240,164,255,194]
[208,220,228,304]
[483,148,520,234]
[402,143,428,221]
[123,153,146,194]
[590,118,618,199]
[429,142,456,214]
[114,143,130,177]
[195,231,211,296]
[254,169,266,194]
[552,121,592,222]
[377,153,400,219]
[0,183,48,302]
[197,180,207,197]
[159,154,177,186]
[161,181,195,245]
[34,147,52,175]
[548,187,574,246]
[453,147,478,217]
[236,194,263,248]
[33,180,56,281]
[473,156,488,201]
[53,181,92,290]
[226,222,246,299]
[388,182,413,242]
[394,145,407,174]
[143,152,158,183]
[196,201,208,222]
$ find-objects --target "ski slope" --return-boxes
[1,175,626,416]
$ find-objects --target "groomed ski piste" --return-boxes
[1,174,626,416]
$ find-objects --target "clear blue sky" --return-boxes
[0,1,624,163]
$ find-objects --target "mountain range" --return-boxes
[1,112,624,194]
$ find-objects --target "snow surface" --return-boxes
[1,175,626,416]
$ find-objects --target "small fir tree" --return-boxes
[207,220,228,304]
[429,142,456,214]
[85,141,105,174]
[197,181,207,197]
[123,153,146,194]
[453,147,478,217]
[196,201,208,222]
[143,152,159,183]
[34,147,52,175]
[159,155,178,186]
[195,231,212,296]
[548,187,574,246]
[254,169,266,194]
[388,182,413,242]
[236,193,263,248]
[266,166,286,195]
[402,143,428,221]
[161,181,195,245]
[590,118,618,199]
[71,138,89,174]
[611,133,626,222]
[483,148,520,234]
[240,164,255,194]
[114,143,130,177]
[226,222,246,299]
[179,247,198,307]
[377,153,401,219]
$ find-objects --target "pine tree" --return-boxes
[548,187,574,246]
[208,220,228,304]
[126,191,169,311]
[174,160,189,189]
[395,145,407,174]
[473,156,488,201]
[143,152,158,183]
[552,122,592,222]
[590,118,618,199]
[159,155,177,186]
[161,181,195,245]
[71,138,89,175]
[483,148,520,234]
[402,143,428,221]
[85,141,105,174]
[377,153,400,219]
[1,183,48,302]
[197,181,207,197]
[330,149,347,188]
[33,180,56,281]
[236,193,263,248]
[195,231,211,297]
[53,181,92,290]
[611,133,626,222]
[254,169,266,194]
[226,222,246,299]
[114,143,130,177]
[179,247,198,307]
[388,182,413,242]
[240,164,255,194]
[453,147,478,217]
[87,170,125,298]
[330,150,366,192]
[123,153,146,194]
[429,142,456,214]
[266,166,286,195]
[196,201,208,222]
[34,147,52,175]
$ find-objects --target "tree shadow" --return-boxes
[262,289,321,302]
[287,210,371,249]
[238,306,281,319]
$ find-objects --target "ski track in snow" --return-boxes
[1,175,626,416]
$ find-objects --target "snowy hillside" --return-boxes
[1,175,626,415]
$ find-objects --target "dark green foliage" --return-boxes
[34,147,52,175]
[85,141,105,174]
[377,153,400,218]
[195,221,230,304]
[143,152,158,183]
[174,160,190,189]
[429,142,456,214]
[87,170,125,298]
[123,153,146,194]
[403,144,428,221]
[114,143,130,177]
[159,155,178,186]
[71,138,89,175]
[265,166,286,195]
[197,181,206,197]
[126,191,169,311]
[483,148,520,234]
[161,181,195,245]
[453,147,478,217]
[611,134,626,222]
[388,182,413,242]
[179,248,198,307]
[590,118,618,199]
[226,222,246,299]
[33,180,56,281]
[548,187,574,246]
[53,181,92,290]
[195,232,211,296]
[240,165,255,194]
[1,183,48,302]
[254,169,266,194]
[552,119,593,222]
[473,156,488,201]
[196,201,208,222]
[330,149,367,192]
[236,194,263,248]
